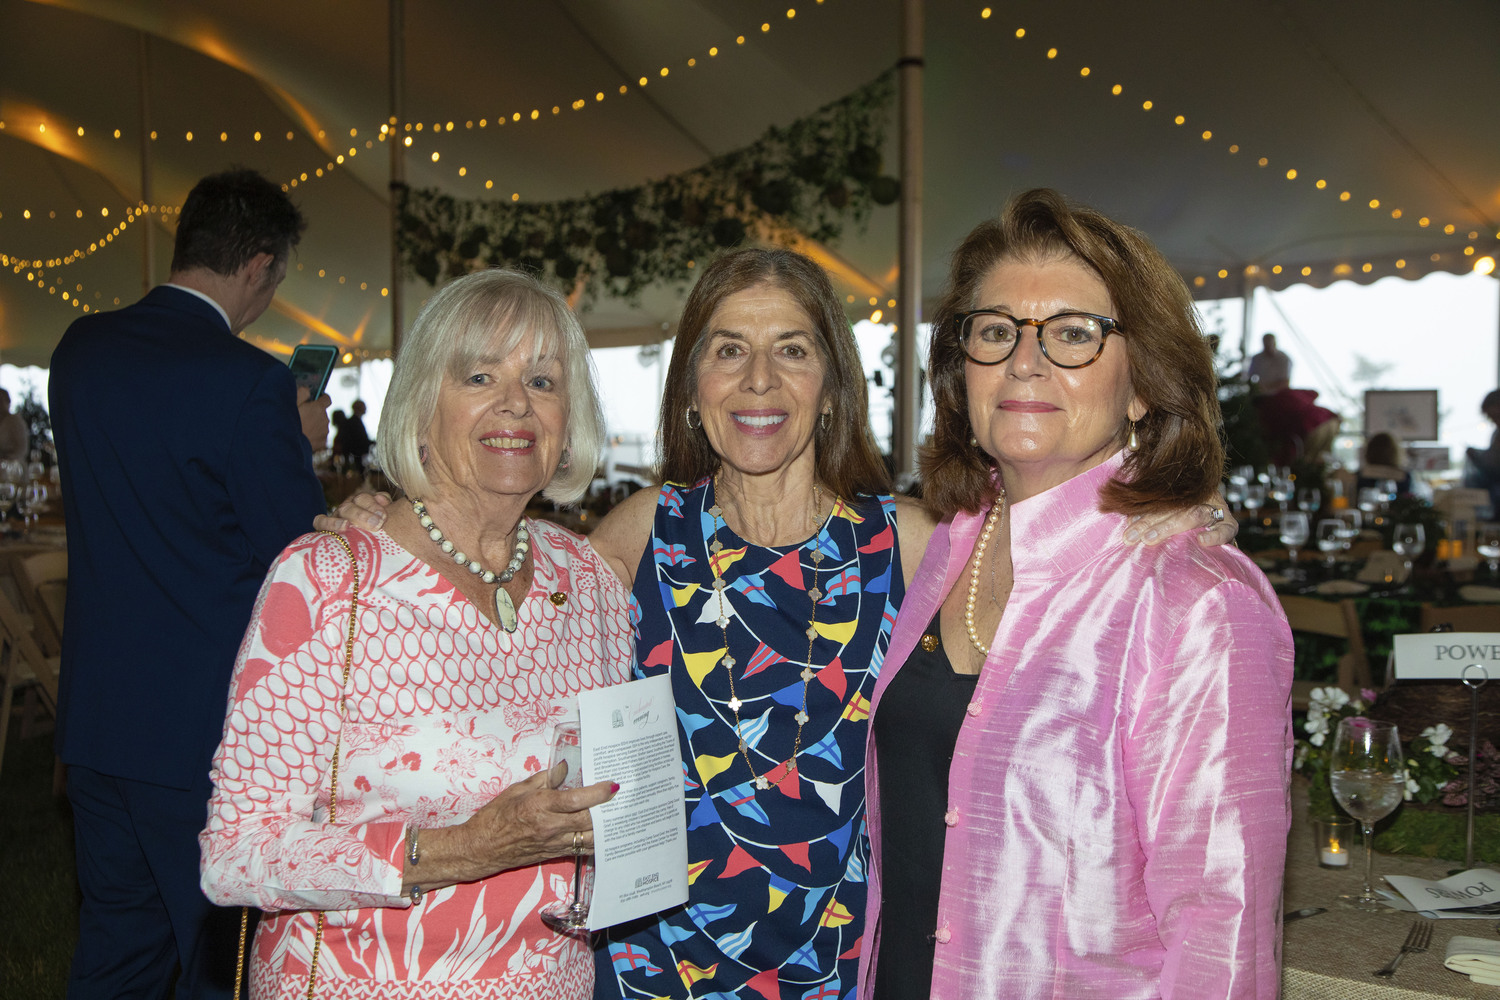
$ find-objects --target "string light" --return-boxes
[1,3,828,212]
[972,9,1492,293]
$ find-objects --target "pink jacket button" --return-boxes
[966,700,982,717]
[934,925,952,944]
[944,809,959,827]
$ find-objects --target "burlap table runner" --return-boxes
[1284,786,1498,999]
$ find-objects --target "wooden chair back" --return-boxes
[16,549,66,655]
[0,586,60,778]
[1280,594,1372,710]
[1417,603,1500,634]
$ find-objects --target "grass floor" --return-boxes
[0,720,76,998]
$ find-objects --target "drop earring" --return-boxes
[1126,420,1140,452]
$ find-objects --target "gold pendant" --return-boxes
[495,587,519,633]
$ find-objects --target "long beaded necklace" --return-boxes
[710,476,827,791]
[410,498,530,633]
[964,488,1008,654]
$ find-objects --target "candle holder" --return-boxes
[1313,816,1355,869]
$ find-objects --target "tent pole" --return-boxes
[138,31,155,293]
[893,0,923,483]
[1240,279,1256,378]
[389,0,406,356]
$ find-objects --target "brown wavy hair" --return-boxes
[657,247,891,499]
[920,188,1223,518]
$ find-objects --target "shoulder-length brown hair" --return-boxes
[921,188,1223,518]
[657,247,891,499]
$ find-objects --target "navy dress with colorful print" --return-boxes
[596,478,903,1000]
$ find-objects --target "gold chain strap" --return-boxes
[304,530,361,1000]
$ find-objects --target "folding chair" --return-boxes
[1280,594,1372,710]
[0,587,60,779]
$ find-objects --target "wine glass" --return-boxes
[1337,508,1363,555]
[1316,519,1343,568]
[1242,483,1267,526]
[1296,487,1321,515]
[21,481,45,538]
[1478,523,1500,576]
[1280,511,1310,565]
[539,722,592,934]
[1330,718,1404,911]
[1392,522,1425,576]
[1223,477,1245,515]
[0,481,16,535]
[1357,488,1381,514]
[1269,474,1294,514]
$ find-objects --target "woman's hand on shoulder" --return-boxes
[1122,488,1238,548]
[587,486,658,589]
[312,491,392,533]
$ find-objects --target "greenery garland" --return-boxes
[396,72,897,304]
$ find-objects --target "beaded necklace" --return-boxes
[710,476,828,791]
[964,488,1008,655]
[410,498,530,632]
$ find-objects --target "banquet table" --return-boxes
[1283,792,1500,999]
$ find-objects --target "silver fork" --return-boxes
[1373,919,1433,978]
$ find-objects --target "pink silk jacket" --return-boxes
[860,455,1294,999]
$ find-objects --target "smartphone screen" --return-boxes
[288,344,338,400]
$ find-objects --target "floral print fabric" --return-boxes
[200,524,634,999]
[597,479,903,1000]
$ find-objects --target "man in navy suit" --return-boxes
[50,169,330,999]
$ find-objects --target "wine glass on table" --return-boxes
[0,480,17,536]
[1242,483,1267,528]
[1279,511,1310,572]
[1316,519,1343,570]
[1392,522,1425,577]
[1478,523,1500,577]
[1269,474,1294,515]
[1296,487,1321,516]
[1330,718,1404,911]
[539,722,592,935]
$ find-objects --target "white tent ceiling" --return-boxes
[1,0,1496,369]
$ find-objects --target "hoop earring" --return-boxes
[685,407,702,431]
[820,408,831,431]
[1126,419,1140,452]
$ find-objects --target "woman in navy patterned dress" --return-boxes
[588,249,931,999]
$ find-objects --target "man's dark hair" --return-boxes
[170,169,306,276]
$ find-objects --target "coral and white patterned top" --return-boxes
[200,523,634,1000]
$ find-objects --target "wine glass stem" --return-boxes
[571,856,584,911]
[1361,822,1375,900]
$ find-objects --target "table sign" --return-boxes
[1381,869,1500,918]
[578,673,688,930]
[1392,633,1500,681]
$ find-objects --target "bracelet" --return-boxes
[405,824,421,868]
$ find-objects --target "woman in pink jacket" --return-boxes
[861,190,1293,999]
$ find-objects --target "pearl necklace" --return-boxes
[410,498,530,633]
[711,476,826,791]
[964,488,1007,655]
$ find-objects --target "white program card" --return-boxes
[579,673,687,930]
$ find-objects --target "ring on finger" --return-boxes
[1205,503,1226,525]
[572,830,584,854]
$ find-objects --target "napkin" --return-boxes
[1445,936,1500,986]
[1356,550,1408,585]
[1315,579,1370,596]
[1459,584,1500,604]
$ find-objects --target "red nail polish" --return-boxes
[610,782,620,794]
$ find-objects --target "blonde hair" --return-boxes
[378,269,603,504]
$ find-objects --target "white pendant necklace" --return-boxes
[711,475,827,791]
[410,498,530,633]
